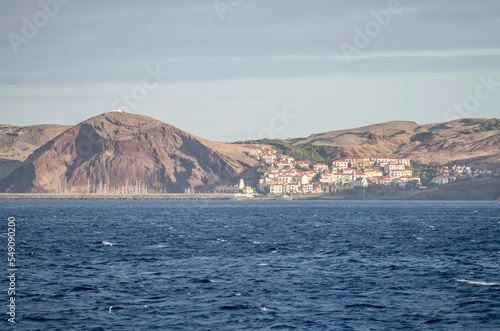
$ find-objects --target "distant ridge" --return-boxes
[0,124,71,180]
[0,114,498,193]
[286,118,500,165]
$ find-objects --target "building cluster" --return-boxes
[315,157,419,189]
[229,148,495,195]
[431,165,493,185]
[249,148,422,194]
[257,169,321,195]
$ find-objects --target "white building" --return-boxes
[285,183,301,194]
[313,164,329,173]
[319,173,334,183]
[384,163,406,173]
[269,183,283,194]
[378,176,394,186]
[431,176,454,185]
[354,178,368,187]
[390,169,413,179]
[334,161,349,170]
[292,175,311,185]
[302,183,313,194]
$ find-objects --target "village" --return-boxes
[215,147,493,196]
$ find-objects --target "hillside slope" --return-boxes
[0,124,71,161]
[288,118,500,164]
[0,124,71,180]
[402,178,500,201]
[0,112,257,193]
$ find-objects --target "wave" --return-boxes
[456,279,500,286]
[197,279,219,283]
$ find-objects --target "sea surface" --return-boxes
[0,200,499,330]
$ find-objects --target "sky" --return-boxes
[1,0,499,141]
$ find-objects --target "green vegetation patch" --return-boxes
[233,138,338,163]
[477,118,500,132]
[411,160,439,185]
[463,118,500,134]
[360,131,378,144]
[410,132,436,142]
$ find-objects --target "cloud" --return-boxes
[0,0,499,139]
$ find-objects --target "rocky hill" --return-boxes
[1,114,498,194]
[0,112,258,193]
[0,124,71,180]
[287,118,500,165]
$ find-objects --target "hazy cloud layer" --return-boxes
[1,0,499,140]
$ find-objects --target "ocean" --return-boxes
[1,200,499,330]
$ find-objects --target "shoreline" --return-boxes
[0,193,320,201]
[0,193,497,201]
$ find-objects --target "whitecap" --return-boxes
[456,279,500,286]
[102,241,117,246]
[260,307,274,311]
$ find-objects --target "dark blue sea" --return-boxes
[1,200,499,330]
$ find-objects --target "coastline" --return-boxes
[0,193,497,201]
[0,193,321,201]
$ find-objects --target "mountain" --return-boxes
[287,118,500,167]
[0,112,257,193]
[1,114,498,194]
[0,124,71,180]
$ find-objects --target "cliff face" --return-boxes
[288,118,500,164]
[0,112,257,193]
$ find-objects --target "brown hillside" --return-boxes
[0,124,71,180]
[0,112,258,193]
[0,124,71,161]
[288,118,500,165]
